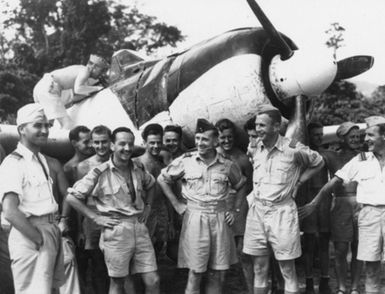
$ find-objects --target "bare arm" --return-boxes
[66,194,119,229]
[298,159,325,185]
[2,193,43,248]
[138,183,156,223]
[298,176,342,219]
[157,175,186,215]
[73,68,103,98]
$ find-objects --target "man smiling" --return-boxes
[303,116,385,294]
[158,118,247,294]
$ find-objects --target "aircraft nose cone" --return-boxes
[269,49,337,100]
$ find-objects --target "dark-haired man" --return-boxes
[33,55,109,129]
[75,125,111,294]
[243,105,324,294]
[301,122,332,294]
[163,125,184,161]
[301,116,385,294]
[215,118,254,293]
[138,124,170,257]
[158,118,247,294]
[0,103,64,293]
[67,127,159,294]
[63,125,93,185]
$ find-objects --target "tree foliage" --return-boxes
[0,0,185,115]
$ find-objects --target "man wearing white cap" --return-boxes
[0,103,64,294]
[301,116,385,294]
[33,54,109,129]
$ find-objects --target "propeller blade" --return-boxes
[246,0,293,60]
[335,55,374,80]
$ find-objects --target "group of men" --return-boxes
[2,56,385,294]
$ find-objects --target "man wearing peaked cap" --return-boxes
[336,121,359,138]
[158,118,247,293]
[195,118,217,133]
[33,54,109,129]
[365,115,385,127]
[303,116,385,294]
[0,103,65,293]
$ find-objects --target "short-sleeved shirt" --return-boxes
[68,158,155,217]
[335,152,385,205]
[160,151,246,203]
[250,135,323,203]
[0,143,58,216]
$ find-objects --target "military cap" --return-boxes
[142,123,163,140]
[195,118,216,134]
[89,54,109,69]
[256,104,280,114]
[365,116,385,128]
[336,122,359,138]
[17,103,47,126]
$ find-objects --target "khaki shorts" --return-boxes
[99,217,157,277]
[33,74,73,120]
[330,196,361,242]
[357,205,385,261]
[8,218,65,294]
[243,199,301,260]
[178,202,237,273]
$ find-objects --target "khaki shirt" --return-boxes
[160,151,246,203]
[0,143,58,216]
[335,152,385,205]
[250,135,323,203]
[68,158,155,217]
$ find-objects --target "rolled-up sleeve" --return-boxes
[142,171,155,191]
[296,144,323,168]
[160,157,185,184]
[67,167,100,201]
[228,162,246,191]
[0,157,23,203]
[335,155,359,183]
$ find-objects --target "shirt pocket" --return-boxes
[100,183,121,206]
[210,173,229,196]
[25,174,51,200]
[184,171,204,194]
[270,158,293,184]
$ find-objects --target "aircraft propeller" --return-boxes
[334,55,374,81]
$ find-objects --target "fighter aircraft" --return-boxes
[0,0,374,160]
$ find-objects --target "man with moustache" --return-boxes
[301,116,385,294]
[215,118,254,293]
[67,127,159,294]
[243,105,324,294]
[158,118,247,294]
[75,125,111,294]
[0,103,64,293]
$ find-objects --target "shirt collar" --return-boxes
[260,135,284,152]
[108,156,137,171]
[16,142,40,161]
[194,150,225,164]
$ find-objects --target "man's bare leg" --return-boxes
[185,270,202,294]
[278,259,299,294]
[350,240,363,292]
[109,277,125,294]
[334,241,349,292]
[303,233,316,293]
[205,270,225,294]
[252,255,269,294]
[142,271,160,294]
[365,261,381,294]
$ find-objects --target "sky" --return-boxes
[137,0,385,86]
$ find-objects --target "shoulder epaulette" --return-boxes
[358,152,367,161]
[289,139,298,149]
[9,151,23,160]
[183,149,196,157]
[93,162,109,175]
